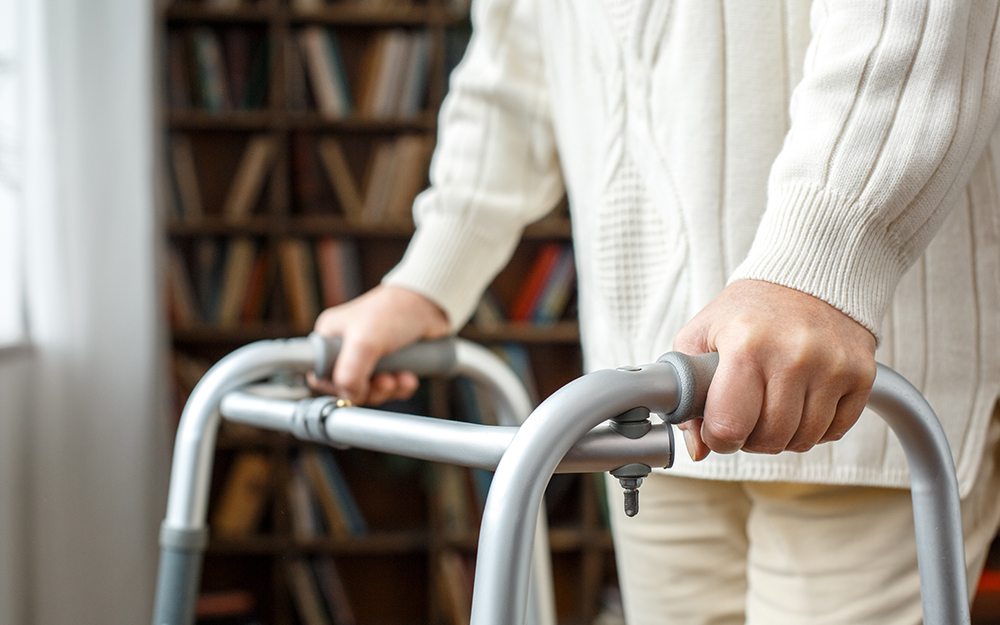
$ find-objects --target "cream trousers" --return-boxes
[608,407,1000,624]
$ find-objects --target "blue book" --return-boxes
[315,449,368,536]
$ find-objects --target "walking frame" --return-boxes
[153,334,971,625]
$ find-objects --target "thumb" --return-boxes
[331,332,381,404]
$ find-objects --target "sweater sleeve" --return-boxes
[382,0,565,332]
[729,0,1000,340]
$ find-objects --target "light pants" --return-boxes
[608,409,1000,624]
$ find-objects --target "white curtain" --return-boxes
[0,0,168,622]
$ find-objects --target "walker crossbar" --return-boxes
[153,337,970,625]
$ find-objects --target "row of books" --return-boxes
[167,27,269,111]
[287,447,369,539]
[168,134,276,221]
[168,133,433,224]
[287,556,357,625]
[210,446,367,540]
[293,27,431,119]
[292,133,434,223]
[167,22,431,120]
[166,236,362,330]
[471,243,577,331]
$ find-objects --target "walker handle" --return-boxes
[657,351,720,425]
[309,332,460,381]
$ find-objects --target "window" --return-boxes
[0,0,24,345]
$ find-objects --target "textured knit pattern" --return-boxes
[385,0,1000,493]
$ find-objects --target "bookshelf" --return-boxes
[159,1,616,624]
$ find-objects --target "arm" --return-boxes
[677,0,1000,459]
[313,0,564,404]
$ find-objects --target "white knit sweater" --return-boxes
[385,0,1000,494]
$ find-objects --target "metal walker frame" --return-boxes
[153,334,970,625]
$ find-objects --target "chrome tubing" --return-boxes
[218,391,674,473]
[154,335,558,625]
[470,362,684,625]
[468,356,969,625]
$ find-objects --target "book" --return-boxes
[532,246,575,324]
[382,135,433,224]
[190,27,230,111]
[215,238,258,328]
[313,556,357,625]
[286,31,311,111]
[316,137,365,220]
[288,459,326,538]
[299,27,352,118]
[430,464,475,535]
[292,134,331,215]
[491,343,540,406]
[240,35,269,110]
[166,30,192,109]
[166,246,201,330]
[314,448,368,536]
[369,31,411,117]
[315,237,362,309]
[509,243,564,322]
[361,139,399,223]
[240,248,273,324]
[169,135,204,219]
[277,238,321,330]
[396,31,430,116]
[211,452,274,536]
[193,238,224,322]
[287,559,332,625]
[471,289,506,331]
[222,135,276,221]
[299,448,368,539]
[195,590,256,621]
[221,29,251,110]
[355,31,389,116]
[437,550,474,625]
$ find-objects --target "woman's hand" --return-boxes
[310,284,450,405]
[672,280,877,461]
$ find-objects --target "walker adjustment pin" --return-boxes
[609,406,653,517]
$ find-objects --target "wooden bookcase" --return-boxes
[158,1,618,624]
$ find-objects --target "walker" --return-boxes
[152,334,970,625]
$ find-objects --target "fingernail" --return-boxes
[683,429,697,460]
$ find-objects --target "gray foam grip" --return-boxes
[309,332,459,380]
[657,351,720,424]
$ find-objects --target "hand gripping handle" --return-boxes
[309,332,460,381]
[657,351,720,425]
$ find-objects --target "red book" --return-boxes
[509,243,563,322]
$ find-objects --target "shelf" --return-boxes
[172,321,580,346]
[165,3,468,27]
[288,5,468,27]
[166,215,416,237]
[166,110,437,132]
[166,216,572,239]
[206,527,610,556]
[172,325,305,345]
[207,530,431,555]
[164,3,274,23]
[459,321,580,344]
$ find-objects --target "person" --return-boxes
[311,1,1000,622]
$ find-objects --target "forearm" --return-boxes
[731,0,1000,338]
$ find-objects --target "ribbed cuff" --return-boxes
[729,184,908,342]
[382,212,523,333]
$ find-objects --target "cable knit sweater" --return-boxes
[384,0,1000,494]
